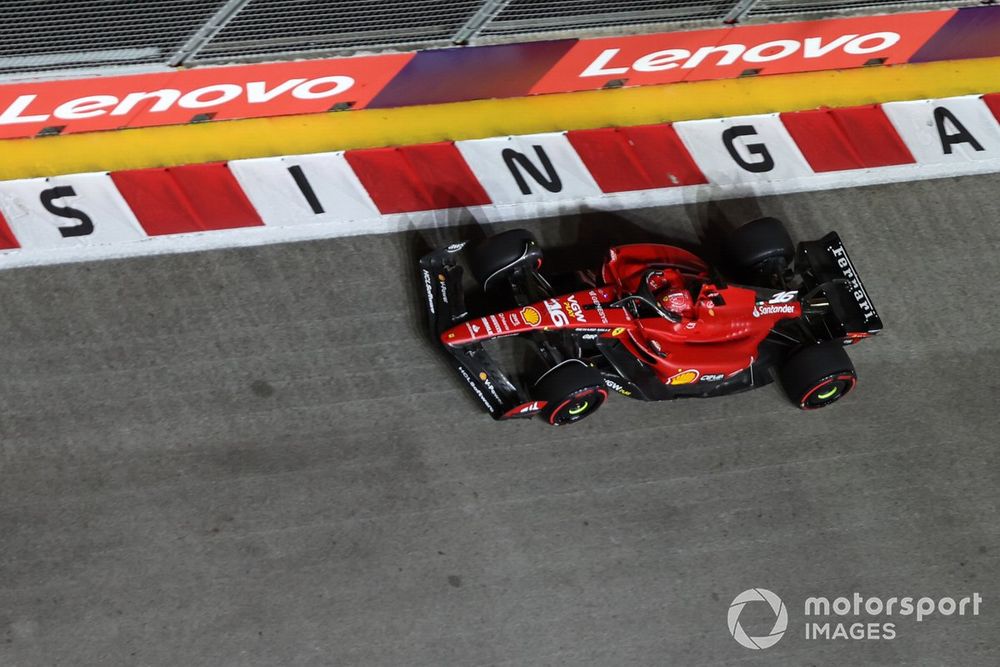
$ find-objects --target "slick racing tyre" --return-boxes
[725,217,795,274]
[468,228,543,290]
[533,360,607,426]
[780,342,857,410]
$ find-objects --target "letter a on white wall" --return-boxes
[0,173,145,249]
[882,96,1000,164]
[456,132,600,204]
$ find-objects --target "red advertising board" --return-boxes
[0,53,413,139]
[1,7,997,140]
[529,11,955,93]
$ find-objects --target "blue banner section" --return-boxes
[910,6,1000,62]
[367,40,576,108]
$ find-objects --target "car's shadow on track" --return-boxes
[402,210,682,342]
[402,194,782,310]
[398,196,797,410]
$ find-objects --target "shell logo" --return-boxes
[521,306,542,326]
[668,369,700,385]
[479,372,488,381]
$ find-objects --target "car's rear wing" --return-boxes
[797,232,883,337]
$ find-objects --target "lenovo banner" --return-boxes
[2,6,999,140]
[0,54,413,139]
[528,11,952,93]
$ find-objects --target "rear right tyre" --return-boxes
[780,342,857,410]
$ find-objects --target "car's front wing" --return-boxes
[419,245,541,420]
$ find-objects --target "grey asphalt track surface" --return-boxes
[1,175,999,666]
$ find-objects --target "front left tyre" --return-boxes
[533,360,607,426]
[780,342,857,410]
[467,228,542,290]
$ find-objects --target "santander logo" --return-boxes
[579,31,901,77]
[0,75,355,126]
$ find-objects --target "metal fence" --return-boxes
[0,0,984,79]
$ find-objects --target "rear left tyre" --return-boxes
[724,217,795,275]
[533,360,607,426]
[780,342,857,410]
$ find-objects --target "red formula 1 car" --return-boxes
[419,218,882,425]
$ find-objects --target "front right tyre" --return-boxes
[533,360,607,426]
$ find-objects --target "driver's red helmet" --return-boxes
[661,289,694,316]
[648,269,695,317]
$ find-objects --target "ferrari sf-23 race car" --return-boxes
[419,218,882,426]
